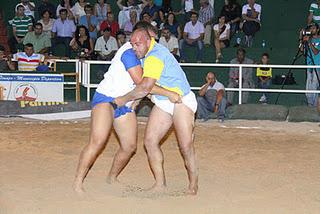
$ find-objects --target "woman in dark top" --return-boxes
[163,12,182,40]
[220,0,241,36]
[70,25,94,59]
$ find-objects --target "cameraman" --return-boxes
[301,22,320,107]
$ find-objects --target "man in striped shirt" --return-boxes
[9,5,33,53]
[198,0,214,46]
[308,1,320,25]
[13,43,45,71]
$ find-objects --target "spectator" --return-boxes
[13,43,45,71]
[9,5,33,54]
[117,0,145,29]
[256,53,272,103]
[37,0,56,19]
[140,0,160,25]
[38,10,55,38]
[141,12,158,30]
[94,0,111,25]
[73,0,89,23]
[100,13,120,38]
[213,15,230,63]
[163,12,182,40]
[158,0,172,23]
[94,27,118,60]
[70,25,94,59]
[308,1,320,25]
[51,9,76,57]
[23,23,51,54]
[179,12,204,63]
[15,0,36,20]
[79,4,98,40]
[159,27,180,61]
[124,9,138,37]
[56,0,75,19]
[242,0,262,47]
[116,30,127,48]
[0,45,15,71]
[180,0,194,21]
[226,48,254,105]
[220,0,241,37]
[197,72,227,122]
[198,0,214,46]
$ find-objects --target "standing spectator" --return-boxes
[38,10,55,38]
[197,72,227,122]
[100,13,120,38]
[220,0,241,37]
[70,25,94,59]
[37,0,56,19]
[227,48,255,105]
[164,12,182,40]
[159,27,180,61]
[256,53,272,103]
[116,30,127,48]
[140,0,160,25]
[198,0,214,46]
[15,0,36,20]
[94,27,118,60]
[180,0,194,21]
[124,9,138,37]
[213,15,230,63]
[9,5,33,54]
[94,0,111,25]
[117,0,146,29]
[73,0,89,23]
[13,43,45,71]
[51,9,76,57]
[0,45,15,71]
[79,5,98,40]
[56,0,75,19]
[242,0,262,47]
[179,12,204,63]
[308,0,320,25]
[23,23,51,54]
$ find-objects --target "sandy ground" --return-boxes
[1,118,320,214]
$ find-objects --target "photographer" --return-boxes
[301,22,320,107]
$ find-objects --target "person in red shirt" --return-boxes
[100,12,120,37]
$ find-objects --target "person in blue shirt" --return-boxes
[79,4,98,40]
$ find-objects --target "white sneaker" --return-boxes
[259,95,267,102]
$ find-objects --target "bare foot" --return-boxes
[186,184,198,195]
[73,182,85,196]
[145,184,167,193]
[106,176,120,185]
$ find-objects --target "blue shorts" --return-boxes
[91,92,133,118]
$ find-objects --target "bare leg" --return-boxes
[107,112,138,183]
[144,106,172,191]
[173,103,198,195]
[73,103,114,194]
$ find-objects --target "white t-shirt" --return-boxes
[207,80,224,91]
[73,2,88,18]
[16,2,35,18]
[159,36,180,56]
[94,36,118,56]
[184,21,205,40]
[213,23,230,40]
[242,3,262,21]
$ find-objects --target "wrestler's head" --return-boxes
[132,21,157,38]
[130,28,151,59]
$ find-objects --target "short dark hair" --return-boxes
[34,22,43,28]
[190,11,198,17]
[84,4,93,10]
[59,8,68,14]
[262,53,269,58]
[16,5,24,11]
[116,30,126,38]
[133,21,157,35]
[0,45,5,52]
[41,9,52,18]
[237,48,246,55]
[103,27,112,32]
[24,43,34,48]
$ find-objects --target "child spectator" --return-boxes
[256,53,272,103]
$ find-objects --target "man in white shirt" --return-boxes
[94,27,118,60]
[197,72,227,122]
[179,12,204,63]
[159,27,180,61]
[242,0,262,47]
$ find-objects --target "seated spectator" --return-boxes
[308,1,320,25]
[197,72,227,122]
[141,12,158,30]
[70,25,94,59]
[117,0,145,29]
[79,5,98,40]
[116,30,127,48]
[0,45,15,71]
[38,10,55,38]
[213,15,230,63]
[256,53,272,103]
[100,13,120,38]
[94,27,118,60]
[13,43,45,71]
[73,0,89,23]
[23,23,51,54]
[198,0,214,46]
[164,12,182,40]
[37,0,56,19]
[51,9,76,57]
[56,0,75,19]
[9,5,33,54]
[15,0,36,21]
[140,0,160,25]
[94,0,111,25]
[179,12,204,63]
[242,0,262,47]
[220,0,241,37]
[226,48,254,105]
[124,9,138,37]
[159,27,180,61]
